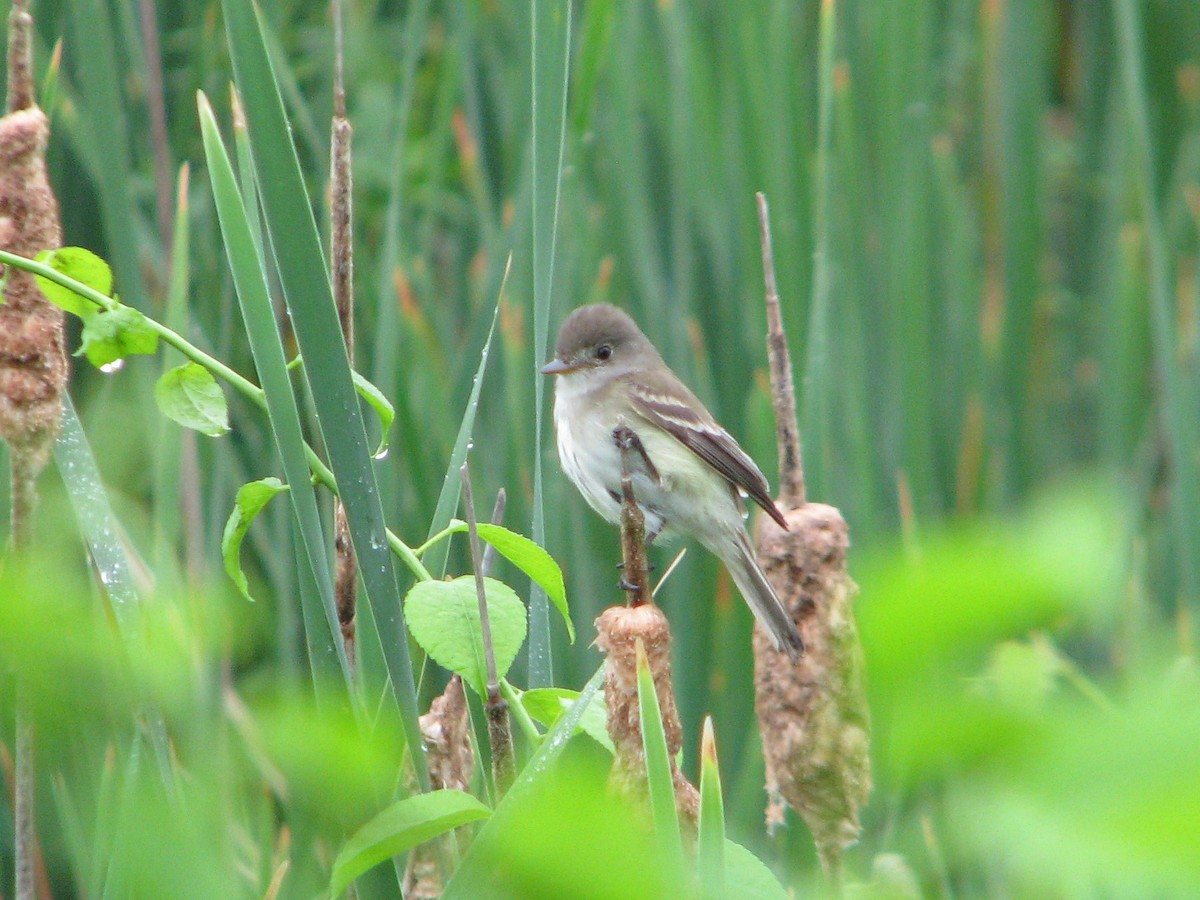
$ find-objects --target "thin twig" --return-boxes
[481,488,507,576]
[461,462,515,793]
[651,548,687,599]
[756,192,805,508]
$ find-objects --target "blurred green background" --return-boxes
[2,0,1198,896]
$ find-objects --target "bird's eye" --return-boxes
[595,344,612,361]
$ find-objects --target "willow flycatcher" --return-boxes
[542,304,803,659]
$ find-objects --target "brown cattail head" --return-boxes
[753,502,871,874]
[403,675,474,899]
[0,104,66,473]
[595,603,699,827]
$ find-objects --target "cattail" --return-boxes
[596,603,699,827]
[0,103,66,475]
[403,676,474,899]
[752,193,871,889]
[753,505,871,880]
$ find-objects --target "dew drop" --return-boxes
[373,447,389,461]
[99,358,125,374]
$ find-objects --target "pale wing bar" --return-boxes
[629,382,789,530]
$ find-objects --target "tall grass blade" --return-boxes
[52,397,175,792]
[801,0,837,496]
[528,0,572,688]
[198,93,349,701]
[1112,0,1200,603]
[635,639,684,868]
[423,301,501,579]
[67,0,148,308]
[219,0,427,784]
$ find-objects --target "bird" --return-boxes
[541,303,803,659]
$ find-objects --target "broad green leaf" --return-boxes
[404,576,526,697]
[519,687,613,753]
[77,305,159,368]
[155,363,230,437]
[330,790,491,897]
[351,369,394,459]
[35,246,112,316]
[222,478,289,603]
[438,521,572,642]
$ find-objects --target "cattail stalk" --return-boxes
[329,0,358,673]
[595,425,699,827]
[752,194,871,892]
[2,5,67,899]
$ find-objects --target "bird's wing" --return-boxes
[627,374,789,530]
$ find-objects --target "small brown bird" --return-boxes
[542,304,803,659]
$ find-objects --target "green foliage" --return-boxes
[222,477,289,603]
[155,363,230,437]
[330,791,492,897]
[635,639,684,871]
[519,687,613,752]
[34,245,110,316]
[433,520,573,641]
[404,576,526,698]
[34,246,159,367]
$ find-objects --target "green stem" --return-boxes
[499,679,542,746]
[413,520,464,558]
[389,530,432,582]
[0,248,432,581]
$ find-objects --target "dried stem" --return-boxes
[613,422,651,607]
[756,192,805,508]
[402,675,474,898]
[594,425,699,827]
[6,1,32,113]
[461,462,514,794]
[753,193,871,890]
[330,0,358,672]
[480,488,507,575]
[2,10,64,898]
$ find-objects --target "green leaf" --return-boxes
[77,305,159,368]
[351,369,394,459]
[330,790,491,897]
[35,246,112,316]
[222,478,290,603]
[520,687,613,754]
[155,363,230,437]
[404,577,526,697]
[439,521,573,642]
[441,667,605,898]
[636,640,683,865]
[697,717,726,898]
[722,840,788,900]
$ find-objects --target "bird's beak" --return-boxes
[540,358,577,376]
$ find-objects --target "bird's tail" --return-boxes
[713,530,804,660]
